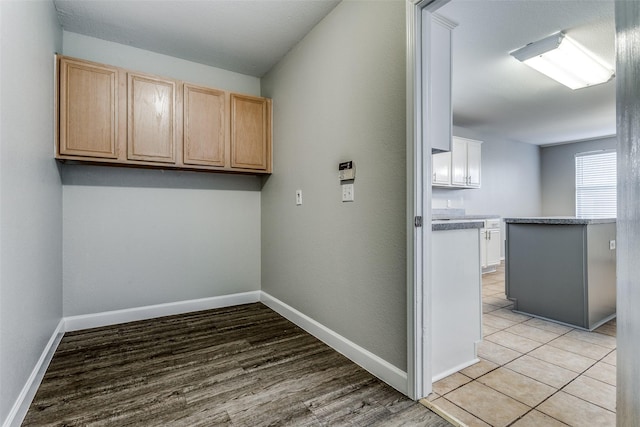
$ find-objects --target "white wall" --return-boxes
[433,126,542,218]
[61,34,262,316]
[63,31,260,95]
[0,0,63,422]
[540,136,617,216]
[433,127,542,256]
[260,1,407,370]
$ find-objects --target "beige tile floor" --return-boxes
[421,262,617,427]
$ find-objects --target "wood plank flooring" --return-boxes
[23,303,450,426]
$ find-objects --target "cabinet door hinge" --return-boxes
[415,216,423,227]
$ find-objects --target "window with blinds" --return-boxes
[575,150,617,218]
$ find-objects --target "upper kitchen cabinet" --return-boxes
[127,72,176,164]
[451,136,481,188]
[183,84,227,168]
[432,151,452,186]
[55,55,272,175]
[58,57,119,159]
[230,94,272,172]
[432,136,482,188]
[424,12,456,153]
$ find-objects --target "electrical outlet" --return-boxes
[610,239,616,250]
[296,189,302,206]
[342,184,354,202]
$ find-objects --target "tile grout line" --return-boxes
[460,265,615,425]
[432,264,616,426]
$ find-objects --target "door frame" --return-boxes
[406,0,450,400]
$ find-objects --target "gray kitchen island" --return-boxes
[504,217,616,330]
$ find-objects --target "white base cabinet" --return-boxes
[432,227,482,381]
[481,219,502,271]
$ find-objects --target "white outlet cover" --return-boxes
[296,189,302,206]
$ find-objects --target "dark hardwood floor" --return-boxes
[23,303,451,426]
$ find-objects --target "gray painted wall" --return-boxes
[260,1,407,370]
[61,34,263,316]
[0,1,63,422]
[540,136,617,216]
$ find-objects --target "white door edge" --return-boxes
[406,0,450,400]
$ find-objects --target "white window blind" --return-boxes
[575,150,617,218]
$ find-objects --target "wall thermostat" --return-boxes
[339,161,355,181]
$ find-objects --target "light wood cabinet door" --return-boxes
[230,94,271,171]
[183,84,227,167]
[127,73,176,163]
[59,58,118,158]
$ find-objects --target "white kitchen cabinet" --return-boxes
[432,136,482,188]
[432,151,451,185]
[424,12,456,153]
[432,226,482,381]
[451,136,482,188]
[480,219,502,272]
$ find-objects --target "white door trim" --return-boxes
[406,0,450,400]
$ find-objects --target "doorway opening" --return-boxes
[408,1,618,423]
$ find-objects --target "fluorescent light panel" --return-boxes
[511,32,614,90]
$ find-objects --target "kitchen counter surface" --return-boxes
[504,217,616,225]
[432,214,500,221]
[432,220,484,231]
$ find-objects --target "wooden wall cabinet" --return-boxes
[56,55,272,175]
[231,94,271,171]
[58,57,119,159]
[127,72,176,164]
[183,84,227,167]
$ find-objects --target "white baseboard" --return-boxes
[3,319,65,427]
[432,358,479,383]
[64,291,261,331]
[260,291,408,394]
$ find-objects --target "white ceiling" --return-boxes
[438,0,616,145]
[53,0,616,146]
[53,0,340,77]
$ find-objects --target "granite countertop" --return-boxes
[431,209,500,230]
[504,217,616,225]
[432,214,501,221]
[432,220,484,231]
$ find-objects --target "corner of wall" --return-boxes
[0,0,63,424]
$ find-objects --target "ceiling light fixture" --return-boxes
[510,32,614,90]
